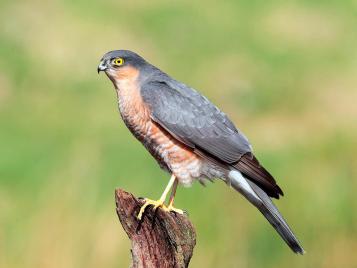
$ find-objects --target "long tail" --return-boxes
[228,170,305,254]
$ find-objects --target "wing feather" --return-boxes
[142,81,250,163]
[141,79,283,198]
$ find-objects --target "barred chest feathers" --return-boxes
[114,76,224,186]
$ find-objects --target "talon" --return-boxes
[137,174,182,219]
[162,205,185,215]
[137,198,165,220]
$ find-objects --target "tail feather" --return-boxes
[228,170,305,254]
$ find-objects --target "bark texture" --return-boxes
[115,189,196,268]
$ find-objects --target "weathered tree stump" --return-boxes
[115,189,196,268]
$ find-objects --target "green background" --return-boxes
[1,0,356,267]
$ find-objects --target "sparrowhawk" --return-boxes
[98,50,304,254]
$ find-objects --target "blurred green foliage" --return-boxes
[0,0,356,267]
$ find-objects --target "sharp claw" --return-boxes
[137,198,185,220]
[162,205,185,215]
[137,198,165,220]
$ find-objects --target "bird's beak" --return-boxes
[97,60,108,74]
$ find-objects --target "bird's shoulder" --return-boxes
[140,73,252,163]
[141,75,238,131]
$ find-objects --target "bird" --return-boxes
[98,49,304,254]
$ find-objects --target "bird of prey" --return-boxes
[98,50,304,254]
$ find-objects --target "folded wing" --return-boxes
[141,79,283,198]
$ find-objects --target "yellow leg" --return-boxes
[168,178,178,207]
[137,174,180,219]
[162,177,184,214]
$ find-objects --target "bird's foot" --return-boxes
[137,198,185,220]
[137,198,165,220]
[162,204,185,215]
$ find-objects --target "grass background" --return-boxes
[0,0,356,267]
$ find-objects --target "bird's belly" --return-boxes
[145,122,204,185]
[121,117,201,185]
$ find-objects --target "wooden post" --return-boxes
[115,189,196,268]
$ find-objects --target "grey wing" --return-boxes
[141,79,284,198]
[141,80,252,163]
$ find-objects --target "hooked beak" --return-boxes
[97,60,108,74]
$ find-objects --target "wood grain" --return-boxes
[115,189,196,268]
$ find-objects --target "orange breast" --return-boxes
[112,67,203,184]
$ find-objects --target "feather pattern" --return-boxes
[141,77,282,198]
[234,154,283,198]
[141,79,251,162]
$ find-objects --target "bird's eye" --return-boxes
[112,58,124,66]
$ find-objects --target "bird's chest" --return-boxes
[116,81,151,142]
[116,83,202,184]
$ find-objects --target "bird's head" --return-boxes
[98,50,149,87]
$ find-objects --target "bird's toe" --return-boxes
[137,198,165,220]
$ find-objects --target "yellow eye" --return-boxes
[112,58,124,66]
